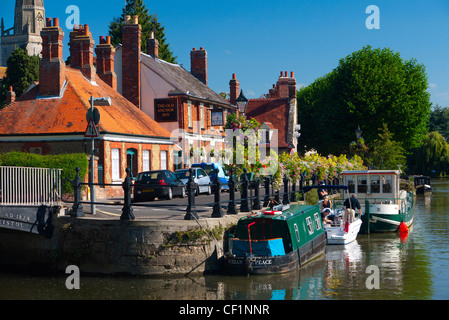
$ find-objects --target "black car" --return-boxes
[133,170,186,201]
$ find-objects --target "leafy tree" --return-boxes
[0,47,40,107]
[407,131,449,176]
[298,45,432,155]
[109,0,177,63]
[428,104,449,141]
[368,124,406,170]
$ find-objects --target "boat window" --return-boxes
[294,223,300,242]
[306,217,314,235]
[371,175,380,193]
[314,213,321,230]
[357,176,367,193]
[382,176,392,193]
[347,177,355,193]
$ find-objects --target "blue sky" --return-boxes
[3,0,449,107]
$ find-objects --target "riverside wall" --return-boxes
[0,208,242,276]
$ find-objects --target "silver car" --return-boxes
[175,168,212,195]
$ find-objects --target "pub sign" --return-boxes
[154,98,178,122]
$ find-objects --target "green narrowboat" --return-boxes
[340,170,414,233]
[223,204,326,275]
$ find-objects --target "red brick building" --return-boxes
[0,17,174,198]
[115,17,237,168]
[231,71,299,155]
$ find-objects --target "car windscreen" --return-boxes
[136,172,161,183]
[175,170,193,179]
[202,165,215,175]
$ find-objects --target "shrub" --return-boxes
[0,152,88,194]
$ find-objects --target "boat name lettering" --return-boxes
[227,259,243,265]
[254,259,272,266]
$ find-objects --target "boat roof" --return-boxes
[340,170,401,176]
[301,185,348,193]
[240,204,317,222]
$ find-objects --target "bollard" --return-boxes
[184,168,199,220]
[282,175,290,205]
[263,176,271,207]
[240,168,250,212]
[252,178,261,210]
[70,167,84,217]
[290,179,297,202]
[121,168,135,220]
[212,168,224,217]
[227,168,238,214]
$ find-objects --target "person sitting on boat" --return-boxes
[343,194,363,223]
[317,181,328,200]
[321,195,332,212]
[321,208,334,226]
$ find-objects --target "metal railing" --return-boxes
[0,166,62,206]
[63,167,314,220]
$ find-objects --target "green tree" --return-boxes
[368,124,406,170]
[298,45,432,155]
[428,104,449,141]
[109,0,177,63]
[0,47,40,107]
[407,131,449,176]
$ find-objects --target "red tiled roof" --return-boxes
[245,98,290,148]
[0,66,172,139]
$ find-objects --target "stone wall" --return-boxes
[0,209,241,276]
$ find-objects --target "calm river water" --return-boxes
[1,179,449,300]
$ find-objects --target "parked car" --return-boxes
[175,168,212,195]
[191,163,230,191]
[133,170,186,201]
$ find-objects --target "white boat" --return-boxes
[307,184,362,245]
[323,208,362,245]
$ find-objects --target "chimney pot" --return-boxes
[106,36,111,44]
[84,24,89,35]
[232,73,236,80]
[53,18,59,27]
[200,47,204,50]
[46,17,51,27]
[125,15,131,24]
[291,71,294,78]
[133,15,139,24]
[99,36,105,44]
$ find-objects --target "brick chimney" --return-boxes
[122,15,141,109]
[6,86,16,104]
[229,73,239,105]
[191,47,207,85]
[95,35,117,90]
[146,30,159,58]
[69,24,96,81]
[288,71,297,100]
[39,17,66,97]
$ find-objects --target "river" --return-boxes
[1,179,449,300]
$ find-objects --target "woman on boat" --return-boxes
[321,196,334,225]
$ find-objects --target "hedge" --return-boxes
[0,151,88,194]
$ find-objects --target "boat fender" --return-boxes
[398,221,409,233]
[245,255,256,274]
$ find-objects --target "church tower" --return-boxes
[0,0,45,66]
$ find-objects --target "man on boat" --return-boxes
[343,194,363,223]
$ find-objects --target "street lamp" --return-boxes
[236,89,248,114]
[355,125,362,139]
[89,96,111,215]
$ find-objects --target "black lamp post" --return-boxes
[236,89,248,114]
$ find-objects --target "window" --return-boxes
[160,150,167,170]
[314,213,322,230]
[382,176,392,193]
[294,223,300,242]
[306,217,314,234]
[188,100,193,128]
[371,175,380,193]
[142,150,150,172]
[111,148,120,181]
[347,177,355,193]
[200,103,205,129]
[357,176,367,193]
